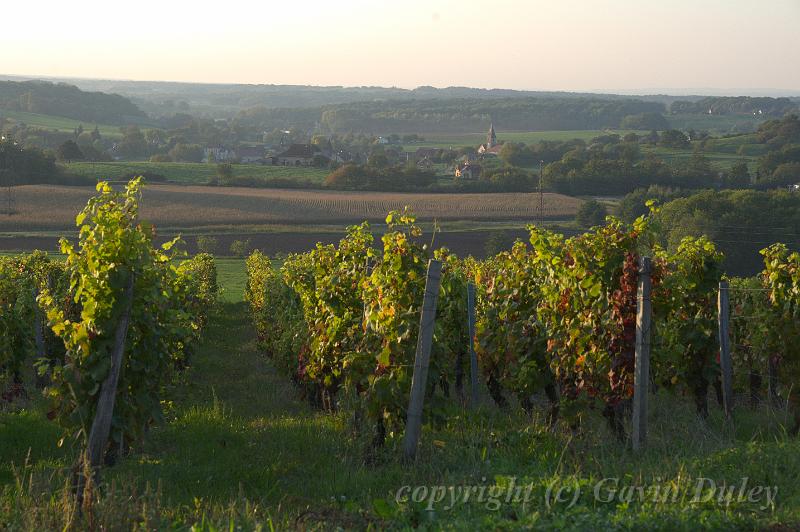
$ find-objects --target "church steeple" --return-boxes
[487,123,497,148]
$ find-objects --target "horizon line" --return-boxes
[2,72,799,99]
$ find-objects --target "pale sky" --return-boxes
[2,0,799,92]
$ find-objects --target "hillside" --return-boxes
[0,110,129,138]
[233,97,667,135]
[0,80,146,125]
[0,75,705,118]
[670,96,797,116]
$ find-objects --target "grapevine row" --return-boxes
[0,178,219,481]
[246,205,800,444]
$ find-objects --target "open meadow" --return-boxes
[0,110,136,138]
[666,113,766,135]
[643,146,759,171]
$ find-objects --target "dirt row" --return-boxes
[0,229,551,259]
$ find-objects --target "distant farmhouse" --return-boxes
[415,147,440,160]
[330,149,361,164]
[455,161,481,180]
[204,145,236,163]
[477,123,503,157]
[237,146,266,164]
[416,157,434,171]
[271,143,325,166]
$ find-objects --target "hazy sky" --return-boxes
[3,0,799,92]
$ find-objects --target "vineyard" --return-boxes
[245,203,800,450]
[1,179,218,514]
[1,179,800,529]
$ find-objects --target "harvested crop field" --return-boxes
[0,229,542,258]
[0,184,580,232]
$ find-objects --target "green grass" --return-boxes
[667,113,767,135]
[644,146,758,171]
[1,259,799,529]
[701,134,770,157]
[214,258,248,303]
[64,161,329,185]
[0,110,131,138]
[701,134,758,153]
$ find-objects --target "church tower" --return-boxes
[487,123,497,148]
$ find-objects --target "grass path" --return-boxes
[107,281,372,524]
[103,262,439,527]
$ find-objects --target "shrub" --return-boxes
[230,239,251,258]
[196,235,219,254]
[576,199,607,227]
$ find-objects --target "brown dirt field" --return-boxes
[0,184,580,232]
[0,228,585,259]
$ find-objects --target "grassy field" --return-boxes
[666,113,767,135]
[699,134,769,157]
[0,110,131,138]
[403,130,646,151]
[0,184,581,232]
[1,259,799,529]
[65,161,329,185]
[644,146,758,171]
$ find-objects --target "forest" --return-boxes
[0,80,147,125]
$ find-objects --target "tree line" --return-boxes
[670,96,797,117]
[231,97,666,136]
[612,185,800,276]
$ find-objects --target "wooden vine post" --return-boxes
[717,281,733,417]
[467,282,479,408]
[32,286,45,358]
[80,274,135,496]
[403,260,442,460]
[632,257,651,451]
[362,256,371,329]
[33,284,47,387]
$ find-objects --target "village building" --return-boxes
[236,145,266,164]
[416,156,434,171]
[455,160,481,180]
[477,123,503,156]
[271,143,324,166]
[329,149,360,164]
[204,145,236,163]
[415,147,440,160]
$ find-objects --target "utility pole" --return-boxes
[0,170,15,217]
[0,136,17,216]
[538,160,544,227]
[3,183,12,216]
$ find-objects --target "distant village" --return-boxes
[197,124,505,180]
